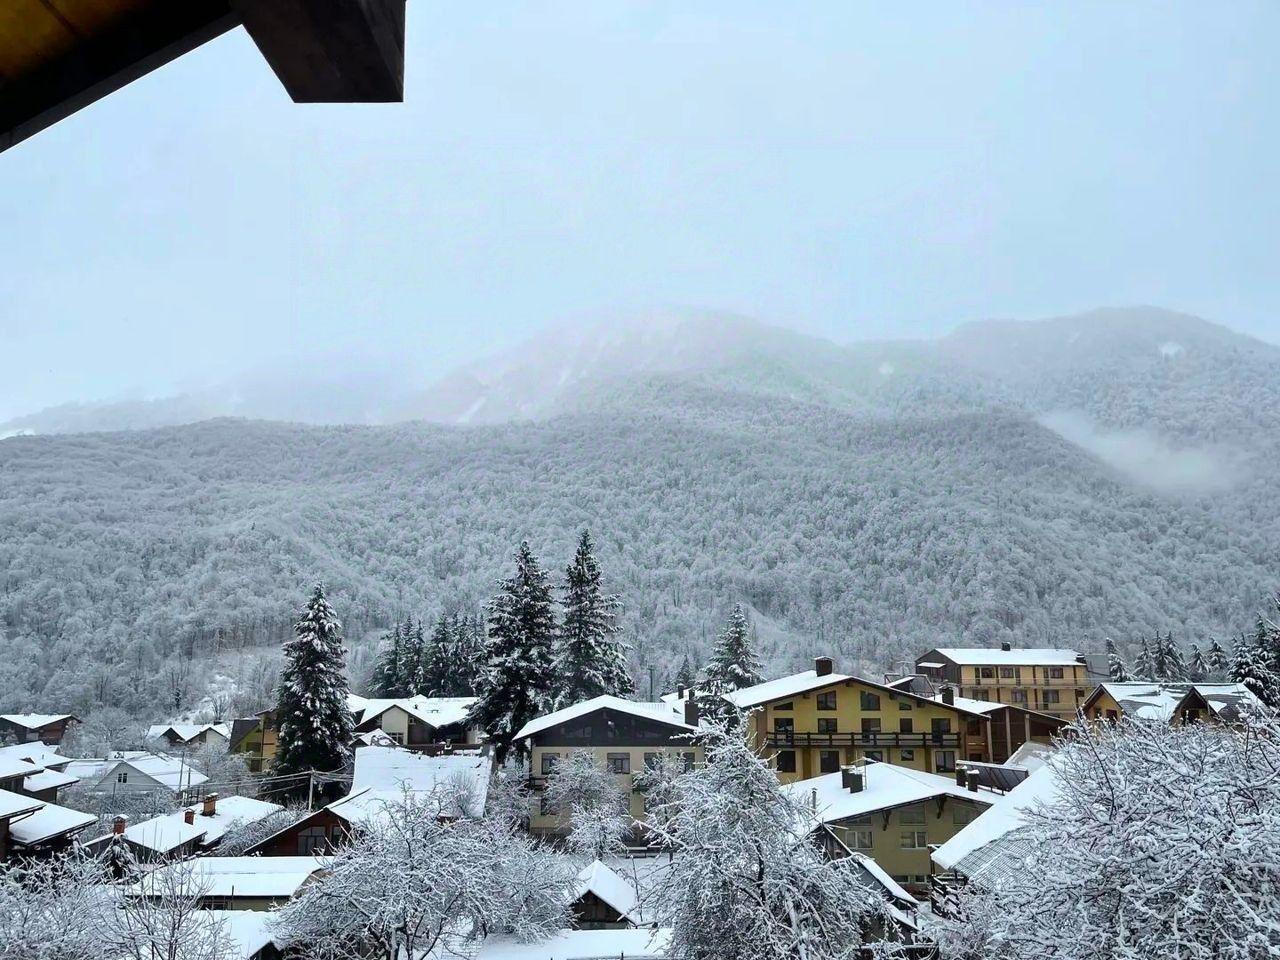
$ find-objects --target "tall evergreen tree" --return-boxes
[674,655,697,692]
[1229,636,1280,708]
[274,584,355,777]
[1160,631,1187,682]
[418,615,455,696]
[469,542,559,762]
[554,530,633,706]
[702,604,764,727]
[400,619,427,695]
[1188,643,1208,683]
[447,613,487,696]
[1104,637,1130,682]
[369,621,411,697]
[1206,637,1231,678]
[1133,636,1155,681]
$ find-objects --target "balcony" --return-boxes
[764,731,960,750]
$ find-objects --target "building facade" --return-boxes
[915,646,1090,720]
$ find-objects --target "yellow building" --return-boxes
[915,646,1091,720]
[228,710,278,774]
[785,761,996,893]
[730,659,990,784]
[512,695,703,836]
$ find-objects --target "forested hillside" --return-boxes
[2,309,1278,719]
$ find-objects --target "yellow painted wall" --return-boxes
[745,678,987,785]
[527,744,702,834]
[1082,688,1123,722]
[954,663,1089,719]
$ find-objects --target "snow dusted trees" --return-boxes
[543,750,633,860]
[368,621,412,697]
[273,789,574,960]
[554,530,633,706]
[470,542,560,761]
[1105,637,1130,681]
[704,604,764,694]
[642,730,902,960]
[369,614,485,698]
[1230,628,1280,707]
[933,716,1280,960]
[274,584,355,777]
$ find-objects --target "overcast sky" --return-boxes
[2,2,1277,420]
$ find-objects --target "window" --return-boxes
[817,691,837,711]
[860,718,881,734]
[606,753,630,774]
[540,753,560,775]
[298,825,328,855]
[1042,690,1061,705]
[847,828,873,850]
[386,731,405,745]
[898,807,926,825]
[776,751,796,773]
[681,752,696,772]
[999,667,1015,679]
[953,805,981,826]
[930,718,952,736]
[774,717,795,734]
[643,752,661,770]
[859,691,881,711]
[1048,667,1064,679]
[1011,688,1028,704]
[819,750,840,773]
[966,719,982,736]
[116,771,128,784]
[540,796,559,816]
[934,750,956,773]
[900,749,915,761]
[774,701,794,711]
[899,718,913,734]
[971,688,989,700]
[1105,709,1119,721]
[979,667,995,679]
[817,718,838,734]
[900,831,928,849]
[899,700,912,710]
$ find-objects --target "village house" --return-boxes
[914,646,1091,720]
[1081,681,1263,725]
[71,752,209,801]
[0,786,95,860]
[0,742,80,802]
[512,695,702,838]
[228,711,279,773]
[85,793,284,862]
[570,860,645,929]
[348,694,482,749]
[147,723,232,750]
[924,689,1068,764]
[248,745,493,856]
[0,713,77,745]
[728,658,990,783]
[131,856,326,910]
[784,759,998,893]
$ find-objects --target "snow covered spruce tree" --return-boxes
[273,584,355,779]
[1104,637,1130,681]
[554,529,633,706]
[642,729,903,960]
[544,750,633,860]
[274,789,574,960]
[700,604,764,725]
[470,541,559,762]
[1132,636,1155,681]
[932,716,1280,960]
[1229,629,1280,707]
[368,620,412,697]
[674,654,697,692]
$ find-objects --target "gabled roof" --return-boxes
[1,791,96,846]
[147,723,231,744]
[0,755,44,781]
[928,693,1068,726]
[727,670,989,717]
[0,789,43,820]
[199,911,279,960]
[228,717,261,752]
[0,713,74,729]
[104,754,210,792]
[327,746,494,825]
[573,860,642,925]
[783,761,998,825]
[134,857,324,899]
[354,696,478,731]
[475,929,672,960]
[1088,682,1263,723]
[514,695,695,742]
[120,795,285,854]
[23,767,79,793]
[924,648,1082,667]
[0,742,67,769]
[931,763,1061,878]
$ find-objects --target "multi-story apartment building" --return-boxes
[915,645,1091,720]
[731,659,990,783]
[513,695,703,837]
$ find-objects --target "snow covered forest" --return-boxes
[1,308,1278,717]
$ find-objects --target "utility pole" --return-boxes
[308,771,315,811]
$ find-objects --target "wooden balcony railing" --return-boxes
[764,731,961,750]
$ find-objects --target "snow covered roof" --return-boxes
[122,795,285,854]
[845,851,916,908]
[0,789,43,820]
[474,929,672,960]
[0,755,44,781]
[725,670,853,708]
[927,648,1083,666]
[783,761,998,825]
[3,792,96,846]
[147,723,231,744]
[23,767,79,793]
[354,696,478,730]
[930,693,1005,715]
[134,857,324,899]
[0,741,66,768]
[199,911,279,960]
[328,746,494,824]
[931,763,1061,877]
[514,695,695,742]
[1093,682,1263,723]
[106,754,210,792]
[1004,740,1055,772]
[573,860,642,925]
[0,713,74,729]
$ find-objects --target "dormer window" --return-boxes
[774,701,794,711]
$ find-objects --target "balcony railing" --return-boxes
[764,731,960,750]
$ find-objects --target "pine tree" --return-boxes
[469,542,559,762]
[674,655,697,692]
[1229,637,1280,708]
[369,621,410,697]
[446,613,486,696]
[1133,636,1155,681]
[1188,643,1209,683]
[554,530,633,706]
[274,584,355,777]
[400,619,427,695]
[1207,637,1231,678]
[1104,637,1130,682]
[418,614,455,696]
[1161,632,1187,682]
[702,604,764,723]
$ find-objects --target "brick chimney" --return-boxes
[112,815,128,835]
[814,656,833,677]
[683,697,699,728]
[941,686,955,706]
[183,809,195,825]
[1000,641,1012,652]
[201,793,219,817]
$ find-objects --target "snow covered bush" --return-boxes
[543,750,633,860]
[932,715,1280,960]
[0,857,104,960]
[642,728,905,960]
[272,789,575,960]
